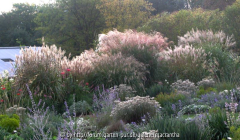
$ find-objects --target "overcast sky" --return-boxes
[0,0,55,13]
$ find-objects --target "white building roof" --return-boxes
[0,46,41,77]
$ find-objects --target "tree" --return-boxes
[35,0,105,57]
[96,0,154,32]
[146,0,186,15]
[0,3,41,46]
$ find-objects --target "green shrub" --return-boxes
[229,126,240,140]
[0,117,20,133]
[138,8,223,45]
[209,107,221,114]
[155,93,186,107]
[146,83,171,97]
[197,87,217,97]
[223,0,240,53]
[4,134,24,140]
[0,127,9,140]
[111,96,160,123]
[69,100,92,116]
[207,110,230,140]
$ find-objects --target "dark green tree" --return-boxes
[35,0,105,57]
[0,3,41,46]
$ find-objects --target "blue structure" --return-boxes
[0,46,41,77]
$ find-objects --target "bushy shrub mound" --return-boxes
[0,114,20,133]
[138,8,222,45]
[110,96,160,123]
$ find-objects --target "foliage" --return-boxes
[146,83,171,97]
[0,114,20,133]
[147,115,211,140]
[138,8,223,45]
[0,70,23,114]
[0,127,9,140]
[187,0,236,10]
[0,3,41,46]
[96,0,154,32]
[155,93,186,107]
[223,0,240,53]
[110,96,160,123]
[209,107,221,114]
[4,134,24,140]
[197,92,231,108]
[69,100,92,116]
[92,86,118,130]
[197,87,217,97]
[146,0,186,15]
[207,110,230,140]
[35,0,105,57]
[229,126,240,140]
[178,104,211,115]
[158,46,209,83]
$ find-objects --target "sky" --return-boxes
[0,0,55,13]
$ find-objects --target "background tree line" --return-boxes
[0,0,237,57]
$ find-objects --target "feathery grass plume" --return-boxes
[96,29,168,54]
[15,45,67,102]
[61,49,105,81]
[96,29,169,88]
[87,52,147,92]
[178,29,236,50]
[157,45,209,83]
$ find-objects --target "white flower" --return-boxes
[13,130,17,133]
[9,78,14,82]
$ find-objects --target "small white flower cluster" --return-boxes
[137,130,159,140]
[171,79,197,95]
[110,96,160,120]
[5,105,26,116]
[197,78,215,89]
[219,90,229,95]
